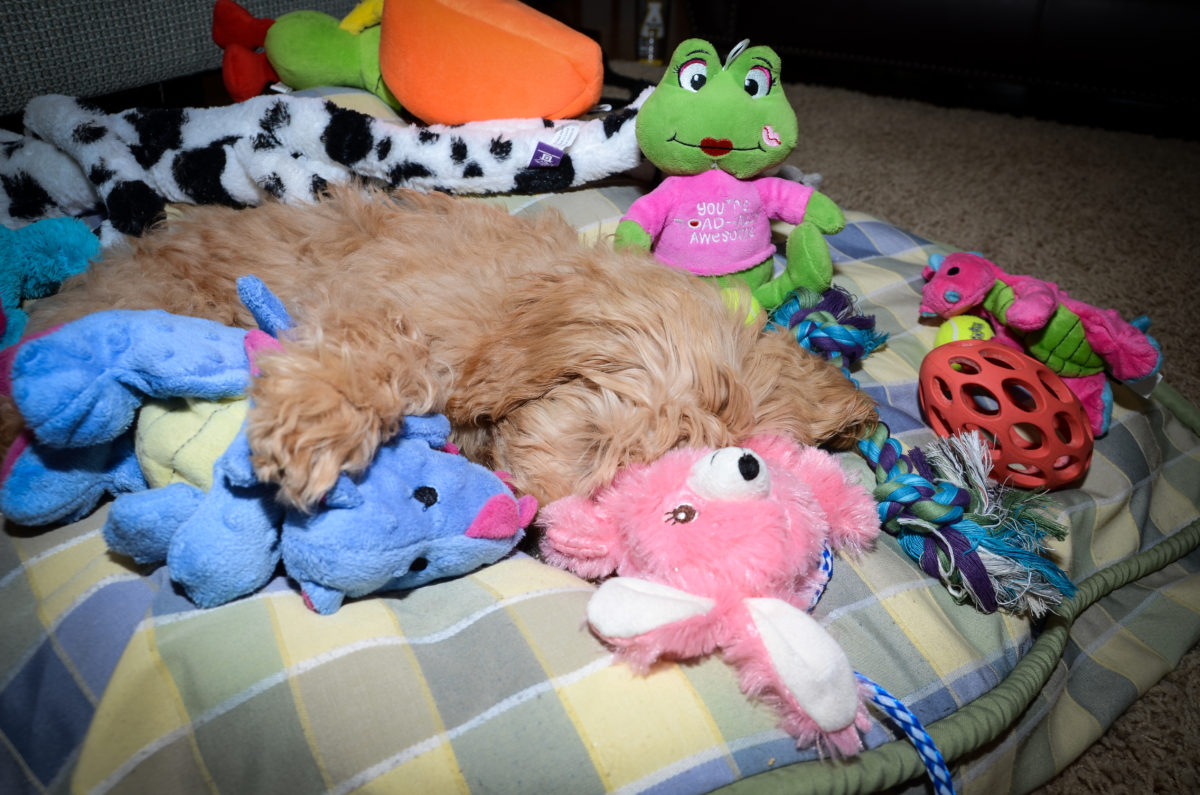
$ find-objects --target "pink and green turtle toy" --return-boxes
[920,251,1162,435]
[615,38,845,313]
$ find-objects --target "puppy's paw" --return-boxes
[245,356,399,510]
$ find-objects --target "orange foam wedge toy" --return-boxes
[379,0,603,124]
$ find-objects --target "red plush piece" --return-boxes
[212,0,279,101]
[212,0,274,50]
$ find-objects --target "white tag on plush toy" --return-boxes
[588,577,715,638]
[1125,371,1162,398]
[549,123,580,150]
[744,597,859,732]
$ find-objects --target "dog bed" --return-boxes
[3,83,1199,795]
[3,175,1199,794]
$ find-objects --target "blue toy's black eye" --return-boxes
[678,59,708,92]
[413,486,438,508]
[409,557,429,572]
[744,66,772,98]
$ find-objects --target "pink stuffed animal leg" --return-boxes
[1062,372,1112,436]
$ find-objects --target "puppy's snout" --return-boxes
[688,447,770,500]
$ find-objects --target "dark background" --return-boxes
[4,1,1197,140]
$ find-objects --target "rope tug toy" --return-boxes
[769,285,1078,793]
[768,287,1076,617]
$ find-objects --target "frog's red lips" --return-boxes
[667,133,761,157]
[699,137,733,157]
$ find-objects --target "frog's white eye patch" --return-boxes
[678,58,709,92]
[744,65,772,98]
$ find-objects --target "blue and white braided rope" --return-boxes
[808,544,955,793]
[805,544,836,612]
[855,672,955,795]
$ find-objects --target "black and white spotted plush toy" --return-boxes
[0,130,101,229]
[1,89,650,237]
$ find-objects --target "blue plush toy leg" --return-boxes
[0,433,146,525]
[164,431,285,608]
[9,309,250,448]
[104,483,207,565]
[398,413,451,449]
[166,482,284,608]
[297,580,347,615]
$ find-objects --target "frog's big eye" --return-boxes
[744,66,772,98]
[678,59,708,92]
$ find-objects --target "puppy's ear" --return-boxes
[449,268,600,423]
[746,333,878,450]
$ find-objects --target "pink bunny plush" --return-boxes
[539,434,880,755]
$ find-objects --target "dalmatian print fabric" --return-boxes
[1,90,649,237]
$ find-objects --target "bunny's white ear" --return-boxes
[587,577,715,638]
[744,598,860,732]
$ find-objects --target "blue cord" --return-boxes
[809,543,956,793]
[855,672,955,795]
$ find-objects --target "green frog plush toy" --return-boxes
[615,39,845,313]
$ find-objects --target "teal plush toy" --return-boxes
[1,217,99,348]
[615,39,845,314]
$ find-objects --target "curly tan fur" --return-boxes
[18,187,876,508]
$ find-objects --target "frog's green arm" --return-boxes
[747,222,831,307]
[614,218,653,252]
[751,192,845,306]
[802,191,846,236]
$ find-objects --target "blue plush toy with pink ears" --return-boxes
[0,276,537,613]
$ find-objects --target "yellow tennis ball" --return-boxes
[935,315,994,346]
[720,287,764,326]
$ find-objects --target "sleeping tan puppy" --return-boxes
[17,187,876,508]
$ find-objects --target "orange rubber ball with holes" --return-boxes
[918,340,1093,490]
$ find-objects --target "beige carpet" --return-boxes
[611,62,1200,793]
[769,81,1200,795]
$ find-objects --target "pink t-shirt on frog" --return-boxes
[622,168,814,276]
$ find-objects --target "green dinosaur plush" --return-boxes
[214,0,400,111]
[213,0,604,125]
[615,39,845,312]
[265,11,400,111]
